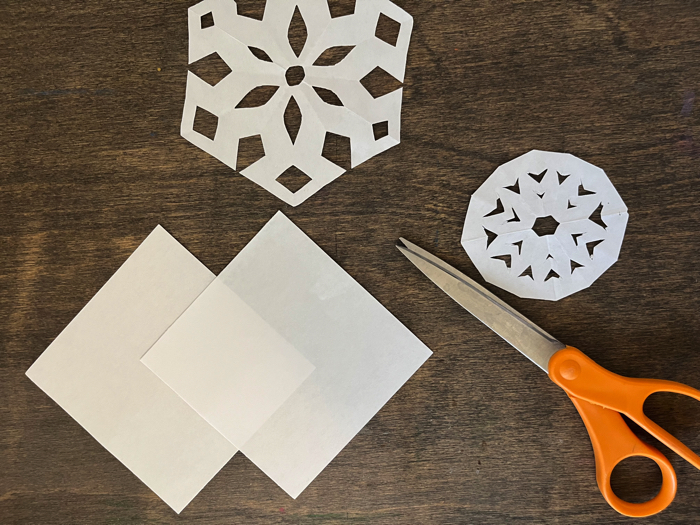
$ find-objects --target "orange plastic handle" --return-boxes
[549,347,700,517]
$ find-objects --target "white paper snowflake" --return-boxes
[461,150,629,301]
[181,0,413,206]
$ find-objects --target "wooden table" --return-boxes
[2,1,700,523]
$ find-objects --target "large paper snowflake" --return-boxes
[181,0,413,206]
[461,150,629,301]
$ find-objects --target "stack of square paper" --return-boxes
[26,212,432,513]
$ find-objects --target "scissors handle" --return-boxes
[549,347,700,517]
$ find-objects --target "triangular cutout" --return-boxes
[504,179,520,194]
[507,209,521,223]
[586,239,604,258]
[567,199,576,209]
[588,203,607,229]
[571,233,583,246]
[545,269,560,281]
[484,228,498,248]
[484,198,505,218]
[571,260,584,273]
[578,183,596,196]
[492,254,512,269]
[558,172,570,185]
[519,266,534,279]
[529,169,546,183]
[513,240,523,255]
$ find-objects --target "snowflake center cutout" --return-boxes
[285,66,305,86]
[532,215,560,237]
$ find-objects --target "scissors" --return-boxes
[397,237,700,517]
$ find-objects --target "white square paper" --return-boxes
[142,212,432,498]
[25,226,237,513]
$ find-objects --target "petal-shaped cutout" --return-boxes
[248,46,273,62]
[375,13,401,47]
[328,0,355,18]
[237,134,265,171]
[236,0,266,21]
[321,132,351,170]
[372,121,389,140]
[360,67,402,98]
[284,96,302,144]
[312,46,355,67]
[235,85,279,109]
[288,6,307,58]
[193,107,218,140]
[313,86,343,106]
[189,52,232,86]
[277,166,311,193]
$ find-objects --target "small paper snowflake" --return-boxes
[181,0,413,206]
[461,150,629,301]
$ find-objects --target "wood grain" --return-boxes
[1,0,700,523]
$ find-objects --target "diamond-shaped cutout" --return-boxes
[193,106,218,140]
[189,52,232,86]
[375,13,401,47]
[360,67,403,99]
[200,12,214,29]
[373,121,389,140]
[277,166,311,194]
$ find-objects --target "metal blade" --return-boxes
[396,238,565,372]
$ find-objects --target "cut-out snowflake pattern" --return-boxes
[181,0,413,206]
[461,150,629,301]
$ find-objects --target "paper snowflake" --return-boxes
[461,150,629,301]
[181,0,413,206]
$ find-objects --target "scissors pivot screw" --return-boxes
[559,360,581,380]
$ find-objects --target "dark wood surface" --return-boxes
[2,0,700,523]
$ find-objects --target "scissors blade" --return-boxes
[397,238,565,372]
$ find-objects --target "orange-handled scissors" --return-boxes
[397,238,700,517]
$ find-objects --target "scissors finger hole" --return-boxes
[610,456,662,504]
[644,392,700,452]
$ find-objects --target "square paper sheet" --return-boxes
[25,226,237,513]
[143,212,432,498]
